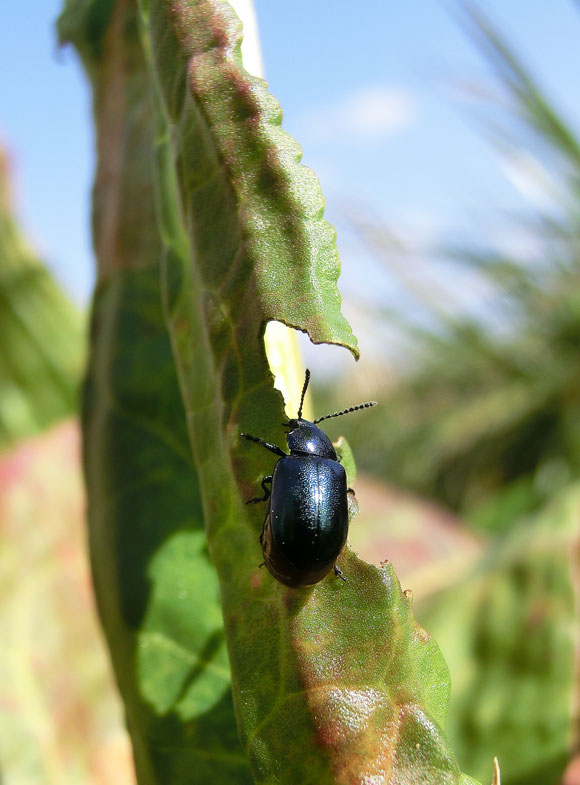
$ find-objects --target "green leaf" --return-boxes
[0,146,83,449]
[416,483,579,785]
[335,435,357,485]
[58,1,251,782]
[85,271,251,784]
[142,1,483,782]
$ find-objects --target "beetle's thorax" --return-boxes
[286,418,337,459]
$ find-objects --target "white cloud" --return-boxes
[302,85,417,142]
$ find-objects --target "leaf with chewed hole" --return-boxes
[142,1,485,781]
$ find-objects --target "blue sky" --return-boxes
[2,1,580,371]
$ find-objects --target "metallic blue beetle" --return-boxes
[241,370,376,587]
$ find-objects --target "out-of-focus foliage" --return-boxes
[0,147,84,451]
[0,142,133,784]
[418,483,578,785]
[0,422,136,785]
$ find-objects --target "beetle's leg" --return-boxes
[334,565,347,583]
[246,475,273,504]
[241,433,286,457]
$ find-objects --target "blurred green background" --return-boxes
[0,2,578,784]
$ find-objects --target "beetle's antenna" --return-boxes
[314,400,376,424]
[297,369,311,419]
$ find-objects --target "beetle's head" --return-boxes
[284,368,376,459]
[286,419,337,459]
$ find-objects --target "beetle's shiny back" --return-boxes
[266,455,348,580]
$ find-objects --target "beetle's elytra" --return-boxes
[241,370,376,588]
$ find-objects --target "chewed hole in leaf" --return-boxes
[263,321,312,419]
